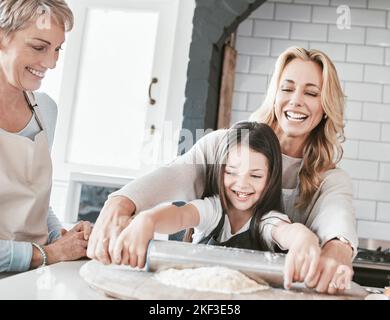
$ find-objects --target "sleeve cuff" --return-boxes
[8,241,33,272]
[321,235,357,260]
[48,229,61,244]
[259,212,291,251]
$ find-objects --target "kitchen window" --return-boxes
[40,0,194,221]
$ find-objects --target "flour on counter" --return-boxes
[154,266,269,294]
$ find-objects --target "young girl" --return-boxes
[113,122,324,289]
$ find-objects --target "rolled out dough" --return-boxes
[154,266,269,294]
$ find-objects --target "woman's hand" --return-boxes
[273,222,321,290]
[44,229,89,264]
[112,213,155,269]
[87,196,135,264]
[69,220,93,241]
[305,239,354,294]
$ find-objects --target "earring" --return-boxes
[323,114,328,119]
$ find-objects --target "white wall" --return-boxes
[231,0,390,241]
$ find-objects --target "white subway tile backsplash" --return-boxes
[312,6,338,24]
[365,65,390,84]
[352,180,360,197]
[379,163,390,181]
[358,180,390,201]
[344,82,382,103]
[295,0,329,5]
[232,92,247,111]
[236,37,270,56]
[368,0,390,10]
[236,55,250,73]
[366,28,390,47]
[388,11,390,28]
[331,0,367,8]
[343,140,359,158]
[359,141,390,161]
[339,159,379,179]
[237,19,253,37]
[291,22,328,41]
[270,39,309,56]
[334,62,363,81]
[247,93,265,112]
[250,56,277,75]
[253,20,290,39]
[350,8,386,28]
[249,2,274,20]
[328,26,365,44]
[345,100,362,120]
[315,6,385,28]
[275,3,311,22]
[345,120,380,141]
[346,45,384,64]
[382,124,390,141]
[377,202,390,222]
[357,220,390,241]
[309,42,346,61]
[234,73,268,93]
[362,103,390,122]
[386,48,390,66]
[353,200,376,220]
[384,85,390,103]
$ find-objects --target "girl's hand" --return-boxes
[112,213,155,268]
[277,223,321,290]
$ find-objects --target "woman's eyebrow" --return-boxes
[306,83,321,89]
[31,37,51,45]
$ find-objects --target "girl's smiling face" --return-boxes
[224,144,269,215]
[0,18,65,91]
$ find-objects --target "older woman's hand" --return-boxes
[44,229,89,264]
[69,220,93,241]
[305,239,354,294]
[87,196,135,264]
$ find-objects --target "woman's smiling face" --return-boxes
[0,19,65,91]
[274,58,324,143]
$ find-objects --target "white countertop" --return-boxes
[0,260,112,300]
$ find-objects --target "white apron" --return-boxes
[0,92,51,245]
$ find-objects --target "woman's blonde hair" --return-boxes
[250,46,345,209]
[0,0,73,35]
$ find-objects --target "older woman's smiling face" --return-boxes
[274,58,324,144]
[0,19,65,91]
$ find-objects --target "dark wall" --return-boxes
[180,0,266,145]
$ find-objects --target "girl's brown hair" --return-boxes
[184,121,283,246]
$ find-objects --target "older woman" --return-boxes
[88,47,357,294]
[0,0,91,273]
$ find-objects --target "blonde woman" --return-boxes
[88,47,357,295]
[0,0,91,273]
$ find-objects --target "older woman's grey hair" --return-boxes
[0,0,73,36]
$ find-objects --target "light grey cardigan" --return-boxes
[110,129,358,255]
